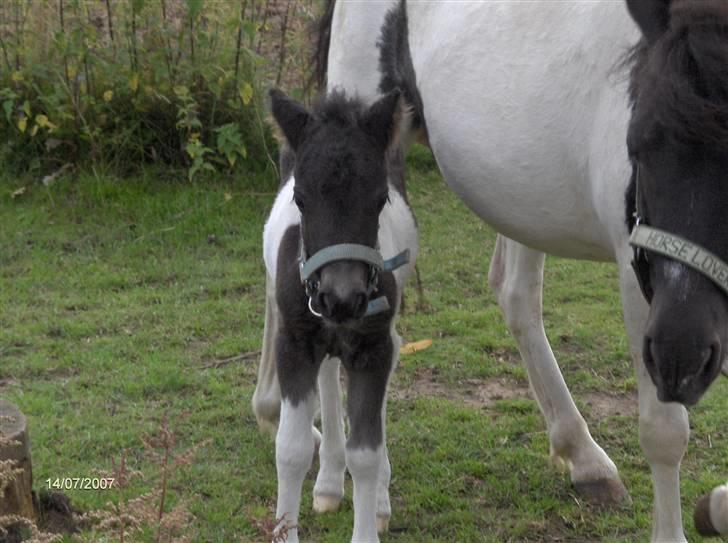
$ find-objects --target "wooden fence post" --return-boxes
[0,400,35,519]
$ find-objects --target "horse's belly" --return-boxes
[435,163,613,260]
[408,1,638,261]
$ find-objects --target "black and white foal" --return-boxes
[254,89,417,543]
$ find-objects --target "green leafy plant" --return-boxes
[0,0,319,180]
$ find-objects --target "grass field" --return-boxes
[2,147,728,542]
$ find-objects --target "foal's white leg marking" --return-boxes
[618,252,688,543]
[348,445,383,543]
[488,236,626,502]
[313,356,347,513]
[275,394,317,543]
[252,273,281,436]
[375,329,400,534]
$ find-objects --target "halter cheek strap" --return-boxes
[299,241,411,317]
[629,163,728,301]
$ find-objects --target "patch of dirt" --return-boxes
[390,366,531,408]
[36,490,83,535]
[582,390,638,419]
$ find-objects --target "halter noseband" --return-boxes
[299,238,410,318]
[629,163,728,302]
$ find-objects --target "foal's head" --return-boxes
[627,0,728,405]
[270,89,406,324]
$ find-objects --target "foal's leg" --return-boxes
[488,235,628,504]
[695,483,728,536]
[252,273,282,436]
[313,356,347,513]
[618,256,689,543]
[274,333,321,543]
[346,340,393,543]
[375,329,401,534]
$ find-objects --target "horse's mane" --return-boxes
[311,0,336,92]
[630,1,728,149]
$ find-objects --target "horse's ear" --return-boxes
[626,0,671,44]
[361,89,410,152]
[269,89,312,151]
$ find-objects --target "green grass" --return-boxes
[2,149,727,542]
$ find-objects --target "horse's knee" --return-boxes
[346,446,382,482]
[252,382,281,436]
[639,401,689,466]
[276,400,316,477]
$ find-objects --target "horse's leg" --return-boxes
[313,356,346,514]
[252,273,282,436]
[346,344,392,543]
[275,392,317,543]
[488,235,628,504]
[695,483,728,536]
[274,329,321,543]
[375,329,401,535]
[618,257,689,542]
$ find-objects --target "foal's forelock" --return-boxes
[630,1,728,149]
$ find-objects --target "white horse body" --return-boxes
[323,2,694,542]
[409,2,636,260]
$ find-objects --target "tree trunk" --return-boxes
[0,400,34,519]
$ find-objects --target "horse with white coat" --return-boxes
[281,0,726,541]
[257,88,417,542]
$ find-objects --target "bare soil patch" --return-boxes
[390,366,531,408]
[582,390,638,419]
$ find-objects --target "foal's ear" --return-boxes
[626,0,671,44]
[269,89,312,151]
[361,89,410,152]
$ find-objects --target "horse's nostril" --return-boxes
[644,337,656,366]
[700,342,720,377]
[700,346,713,367]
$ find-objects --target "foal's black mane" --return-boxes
[310,90,369,128]
[629,1,728,149]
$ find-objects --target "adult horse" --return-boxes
[304,0,728,541]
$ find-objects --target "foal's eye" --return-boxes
[377,194,390,211]
[293,194,304,211]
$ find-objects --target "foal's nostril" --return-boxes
[353,292,368,316]
[318,292,332,316]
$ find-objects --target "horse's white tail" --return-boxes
[252,273,281,437]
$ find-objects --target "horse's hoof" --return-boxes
[573,477,631,507]
[313,493,342,514]
[376,515,390,534]
[695,492,720,536]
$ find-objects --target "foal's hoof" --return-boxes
[313,493,342,514]
[694,492,720,536]
[573,477,631,507]
[376,515,390,534]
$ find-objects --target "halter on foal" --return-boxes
[260,89,417,543]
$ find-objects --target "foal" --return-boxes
[258,88,417,543]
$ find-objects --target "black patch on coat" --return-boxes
[312,0,336,91]
[377,0,425,132]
